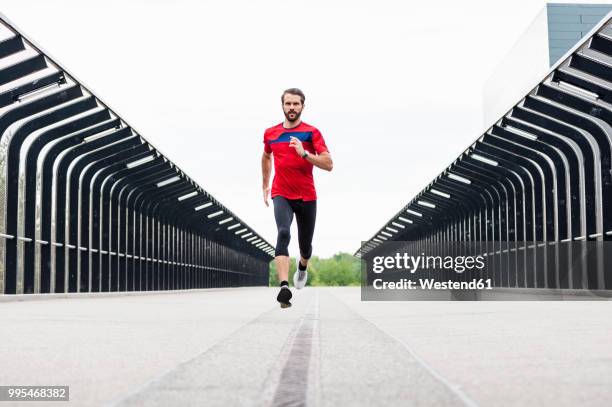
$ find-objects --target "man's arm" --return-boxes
[304,151,333,171]
[262,151,272,206]
[289,136,333,171]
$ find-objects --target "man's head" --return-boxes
[281,88,305,124]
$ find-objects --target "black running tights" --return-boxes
[272,196,317,259]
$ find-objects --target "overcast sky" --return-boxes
[2,0,608,257]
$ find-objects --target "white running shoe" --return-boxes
[293,259,308,289]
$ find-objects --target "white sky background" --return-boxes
[2,0,608,257]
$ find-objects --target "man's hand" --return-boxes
[263,185,271,207]
[289,136,305,157]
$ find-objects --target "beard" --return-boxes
[284,109,302,123]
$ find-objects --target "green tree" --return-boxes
[268,252,362,286]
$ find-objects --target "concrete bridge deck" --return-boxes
[1,287,611,406]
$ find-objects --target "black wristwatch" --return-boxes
[301,151,309,159]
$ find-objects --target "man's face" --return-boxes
[282,94,304,123]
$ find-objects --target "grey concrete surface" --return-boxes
[113,290,317,407]
[0,288,275,407]
[1,287,611,406]
[333,287,612,407]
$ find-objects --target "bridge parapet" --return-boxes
[0,14,273,294]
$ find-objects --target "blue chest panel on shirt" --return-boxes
[269,131,313,144]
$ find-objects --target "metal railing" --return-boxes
[356,14,612,291]
[0,14,273,294]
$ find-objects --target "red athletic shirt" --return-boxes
[263,121,329,201]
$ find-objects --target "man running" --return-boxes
[261,88,333,308]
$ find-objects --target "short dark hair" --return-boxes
[281,88,305,104]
